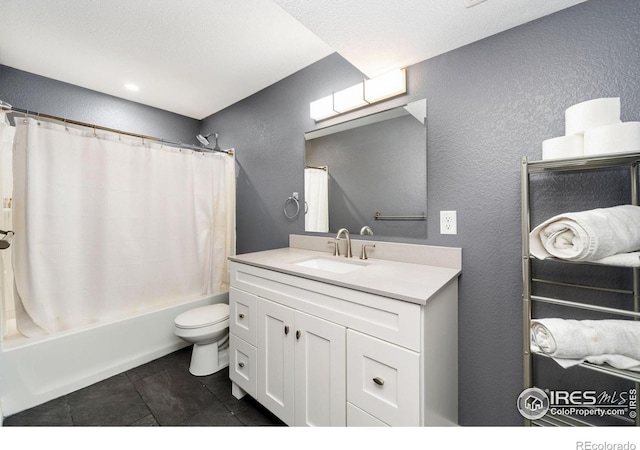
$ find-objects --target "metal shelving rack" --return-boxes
[521,153,640,427]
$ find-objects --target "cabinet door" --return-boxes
[257,298,295,425]
[294,311,346,427]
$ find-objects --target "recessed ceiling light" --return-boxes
[124,83,140,92]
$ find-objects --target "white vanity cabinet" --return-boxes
[229,285,346,426]
[228,238,461,427]
[257,299,346,426]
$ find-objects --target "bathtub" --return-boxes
[0,290,228,421]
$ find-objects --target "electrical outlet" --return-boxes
[440,211,457,235]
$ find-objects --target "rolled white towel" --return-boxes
[529,204,640,263]
[531,318,640,371]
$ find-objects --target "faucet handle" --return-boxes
[328,240,340,256]
[360,244,375,260]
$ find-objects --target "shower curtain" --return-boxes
[11,118,235,337]
[304,167,329,233]
[0,113,16,337]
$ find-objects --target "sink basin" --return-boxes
[292,256,367,274]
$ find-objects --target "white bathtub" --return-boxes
[0,290,228,421]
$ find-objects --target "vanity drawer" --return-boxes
[229,287,257,346]
[346,330,420,426]
[347,403,389,427]
[229,334,257,398]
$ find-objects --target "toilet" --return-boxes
[174,303,230,376]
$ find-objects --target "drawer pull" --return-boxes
[284,325,290,335]
[238,362,245,368]
[238,313,245,319]
[373,377,385,386]
[296,330,301,340]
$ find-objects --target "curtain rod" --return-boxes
[305,165,328,171]
[0,104,233,156]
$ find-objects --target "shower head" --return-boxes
[196,132,221,151]
[196,133,210,146]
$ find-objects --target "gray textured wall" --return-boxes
[1,0,638,426]
[200,53,368,253]
[0,65,200,144]
[202,0,640,425]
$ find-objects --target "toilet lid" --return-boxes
[174,304,229,329]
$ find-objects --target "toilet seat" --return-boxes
[174,304,229,329]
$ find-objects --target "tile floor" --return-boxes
[2,346,284,427]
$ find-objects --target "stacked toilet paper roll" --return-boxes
[541,97,640,160]
[565,97,621,135]
[542,134,584,160]
[584,121,640,156]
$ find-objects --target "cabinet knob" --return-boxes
[238,313,245,319]
[284,325,290,335]
[238,362,245,368]
[296,330,301,340]
[373,377,385,386]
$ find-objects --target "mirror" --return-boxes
[304,99,427,239]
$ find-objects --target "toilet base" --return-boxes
[189,340,229,376]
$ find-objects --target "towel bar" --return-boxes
[374,211,426,221]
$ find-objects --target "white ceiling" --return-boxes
[0,0,588,120]
[273,0,589,78]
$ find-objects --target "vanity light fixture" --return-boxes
[364,68,406,103]
[309,94,338,121]
[333,82,368,113]
[309,68,407,121]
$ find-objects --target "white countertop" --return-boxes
[229,246,461,305]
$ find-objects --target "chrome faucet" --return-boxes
[335,228,352,258]
[360,225,373,236]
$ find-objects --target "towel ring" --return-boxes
[284,196,300,219]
